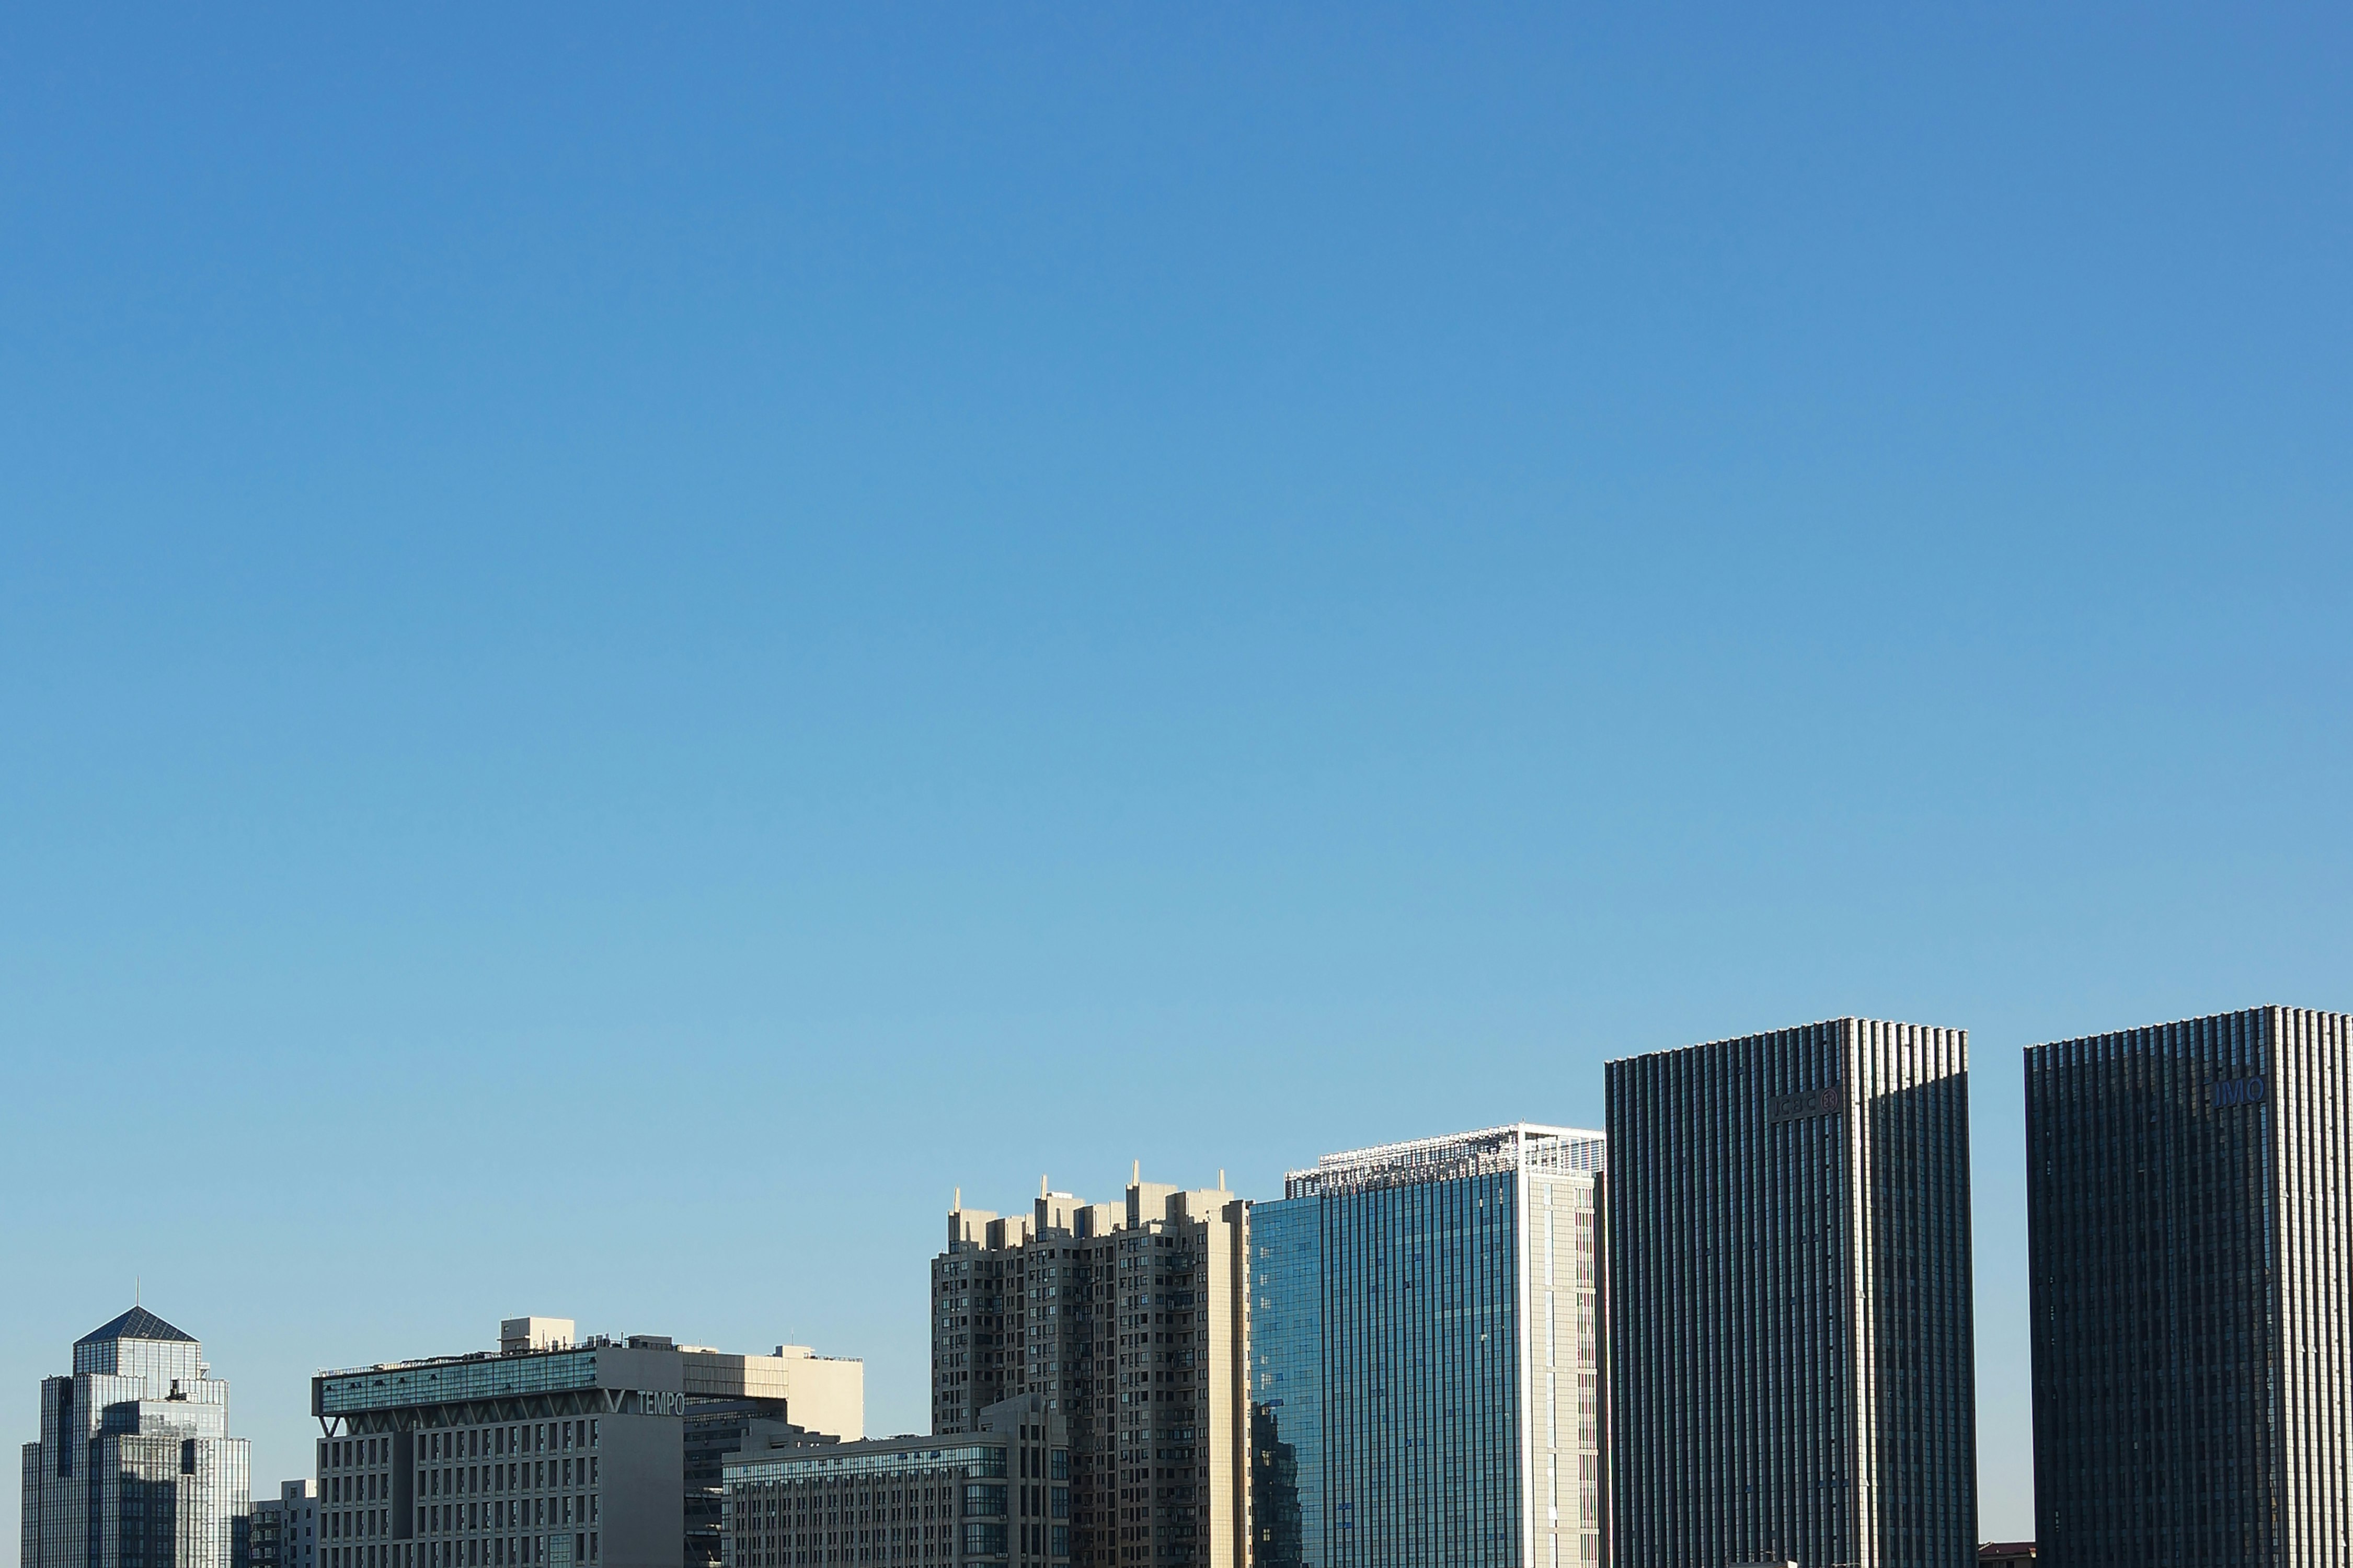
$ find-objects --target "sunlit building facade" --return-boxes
[1249,1125,1606,1568]
[308,1318,860,1568]
[21,1308,252,1568]
[250,1482,319,1568]
[931,1173,1252,1568]
[724,1393,1067,1568]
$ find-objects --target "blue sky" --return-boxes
[3,4,2347,1543]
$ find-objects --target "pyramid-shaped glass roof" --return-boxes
[76,1307,197,1346]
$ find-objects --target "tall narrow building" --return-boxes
[931,1172,1249,1568]
[1606,1018,1977,1568]
[2025,1005,2353,1566]
[21,1308,252,1568]
[1248,1124,1607,1568]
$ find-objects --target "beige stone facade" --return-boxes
[932,1174,1249,1568]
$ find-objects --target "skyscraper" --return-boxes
[1248,1124,1606,1568]
[1606,1018,1977,1568]
[2025,1005,2353,1565]
[21,1308,252,1568]
[931,1172,1249,1568]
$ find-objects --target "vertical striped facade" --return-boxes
[2025,1006,2353,1566]
[1606,1019,1977,1568]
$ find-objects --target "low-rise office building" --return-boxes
[253,1482,320,1568]
[723,1394,1067,1568]
[255,1496,286,1568]
[310,1318,861,1568]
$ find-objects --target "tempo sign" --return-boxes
[2210,1077,2266,1110]
[638,1390,687,1416]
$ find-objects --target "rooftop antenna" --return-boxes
[135,1276,141,1306]
[954,1187,962,1209]
[1132,1160,1141,1184]
[1041,1173,1049,1198]
[1219,1169,1226,1191]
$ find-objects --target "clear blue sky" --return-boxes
[3,4,2347,1544]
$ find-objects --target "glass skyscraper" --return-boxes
[2025,1005,2353,1566]
[1249,1125,1606,1568]
[1606,1018,1976,1568]
[20,1308,252,1568]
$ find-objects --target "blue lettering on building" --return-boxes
[2211,1077,2266,1109]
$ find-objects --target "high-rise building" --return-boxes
[1247,1124,1608,1568]
[2024,1005,2353,1565]
[21,1308,253,1568]
[1606,1018,1977,1568]
[308,1318,860,1568]
[931,1173,1248,1568]
[722,1393,1068,1568]
[251,1482,319,1568]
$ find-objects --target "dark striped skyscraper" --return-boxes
[1606,1018,1977,1568]
[2025,1005,2353,1566]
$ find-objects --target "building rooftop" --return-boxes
[77,1307,196,1346]
[1285,1122,1605,1198]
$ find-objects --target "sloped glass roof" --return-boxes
[77,1307,197,1345]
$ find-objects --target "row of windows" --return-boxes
[314,1536,595,1568]
[418,1457,598,1496]
[320,1426,600,1485]
[418,1494,596,1535]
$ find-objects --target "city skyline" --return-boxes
[5,6,2348,1558]
[5,1005,2341,1550]
[18,1001,2353,1561]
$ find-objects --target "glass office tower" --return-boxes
[1250,1125,1605,1568]
[21,1309,252,1568]
[1606,1018,1976,1568]
[2025,1005,2353,1566]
